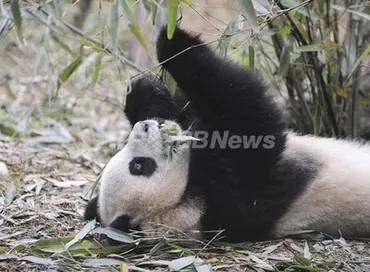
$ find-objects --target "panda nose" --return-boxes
[143,122,149,132]
[156,118,165,126]
[141,121,152,132]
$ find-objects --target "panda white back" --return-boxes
[274,132,370,237]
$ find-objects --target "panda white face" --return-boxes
[127,119,169,159]
[98,119,191,228]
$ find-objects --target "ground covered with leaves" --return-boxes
[1,130,370,272]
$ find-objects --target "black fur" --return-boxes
[84,195,100,222]
[110,215,142,232]
[129,157,157,177]
[83,195,141,233]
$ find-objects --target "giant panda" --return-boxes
[84,25,370,242]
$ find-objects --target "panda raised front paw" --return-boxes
[156,25,204,66]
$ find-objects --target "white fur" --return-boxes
[98,119,203,233]
[273,131,370,237]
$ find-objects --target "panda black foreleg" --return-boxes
[83,195,101,223]
[156,26,285,134]
[83,196,141,233]
[156,25,286,175]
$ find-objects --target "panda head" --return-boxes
[98,119,191,226]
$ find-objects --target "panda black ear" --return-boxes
[84,195,101,222]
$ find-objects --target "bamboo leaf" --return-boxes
[0,0,4,14]
[30,235,132,255]
[249,254,275,270]
[167,242,193,255]
[280,0,316,18]
[279,44,290,77]
[169,76,177,97]
[119,0,149,50]
[110,0,119,52]
[313,101,321,135]
[332,5,370,21]
[240,0,259,32]
[142,0,153,12]
[218,14,244,57]
[51,35,77,57]
[120,263,129,272]
[296,43,344,53]
[294,253,312,266]
[169,256,196,270]
[10,0,22,41]
[80,38,109,54]
[278,25,291,36]
[342,15,357,76]
[359,96,370,105]
[57,56,83,91]
[151,2,159,25]
[65,220,96,250]
[142,0,159,25]
[195,264,213,272]
[4,182,16,206]
[119,0,135,22]
[347,43,370,80]
[180,0,192,5]
[0,123,21,138]
[0,254,17,261]
[31,236,76,252]
[83,258,124,267]
[252,0,272,13]
[20,256,56,266]
[151,3,158,25]
[248,45,255,69]
[316,0,325,13]
[90,227,135,243]
[91,54,103,89]
[303,241,312,260]
[167,0,180,39]
[127,24,149,50]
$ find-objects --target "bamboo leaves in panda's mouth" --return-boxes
[159,123,200,161]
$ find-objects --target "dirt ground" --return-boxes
[1,0,370,271]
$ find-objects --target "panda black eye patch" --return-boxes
[129,157,157,177]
